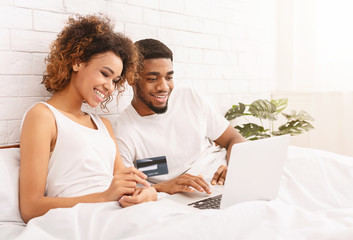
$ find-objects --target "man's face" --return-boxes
[132,58,174,116]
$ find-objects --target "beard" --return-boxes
[136,83,169,114]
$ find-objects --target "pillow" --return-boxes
[0,148,24,223]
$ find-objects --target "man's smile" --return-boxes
[151,93,169,104]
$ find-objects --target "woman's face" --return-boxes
[71,51,123,108]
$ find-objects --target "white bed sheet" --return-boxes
[3,146,353,240]
[0,223,25,240]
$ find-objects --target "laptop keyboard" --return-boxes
[188,195,222,209]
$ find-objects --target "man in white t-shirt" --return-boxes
[114,39,245,195]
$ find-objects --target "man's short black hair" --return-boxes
[134,38,173,62]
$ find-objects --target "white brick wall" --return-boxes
[15,0,64,12]
[0,6,32,29]
[0,52,32,74]
[0,29,10,50]
[0,0,278,146]
[33,11,70,32]
[11,30,57,52]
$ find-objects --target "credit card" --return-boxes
[136,156,168,177]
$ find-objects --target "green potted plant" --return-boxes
[225,98,314,141]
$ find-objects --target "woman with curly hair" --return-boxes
[19,14,157,223]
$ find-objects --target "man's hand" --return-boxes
[211,165,227,185]
[153,173,211,194]
[119,187,157,207]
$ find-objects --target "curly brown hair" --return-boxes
[42,14,138,109]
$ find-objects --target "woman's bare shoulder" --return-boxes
[99,116,113,130]
[22,103,56,130]
[20,103,58,151]
[25,103,53,119]
[99,116,111,125]
[99,116,116,138]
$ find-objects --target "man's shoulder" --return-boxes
[116,105,131,121]
[172,86,202,101]
[114,105,135,134]
[173,86,195,94]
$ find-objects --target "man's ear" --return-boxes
[72,59,82,72]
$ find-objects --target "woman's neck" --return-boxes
[47,88,85,116]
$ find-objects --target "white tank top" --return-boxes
[40,102,116,198]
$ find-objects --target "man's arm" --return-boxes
[214,125,246,162]
[211,125,246,185]
[152,174,212,195]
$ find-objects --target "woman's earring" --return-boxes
[73,61,81,72]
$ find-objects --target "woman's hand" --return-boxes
[103,167,150,202]
[119,187,157,207]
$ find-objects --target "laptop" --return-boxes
[166,134,290,210]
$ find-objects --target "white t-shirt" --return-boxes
[114,87,229,182]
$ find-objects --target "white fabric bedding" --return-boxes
[1,146,353,240]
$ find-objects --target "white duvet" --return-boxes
[3,146,353,240]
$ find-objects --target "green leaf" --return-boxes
[248,99,278,120]
[271,98,288,114]
[235,123,271,140]
[224,103,246,120]
[274,120,314,136]
[224,97,314,139]
[282,110,315,122]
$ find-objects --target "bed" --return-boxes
[1,145,353,240]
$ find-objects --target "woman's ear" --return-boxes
[72,60,82,72]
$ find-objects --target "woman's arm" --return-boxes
[101,117,157,206]
[20,104,57,223]
[19,106,148,223]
